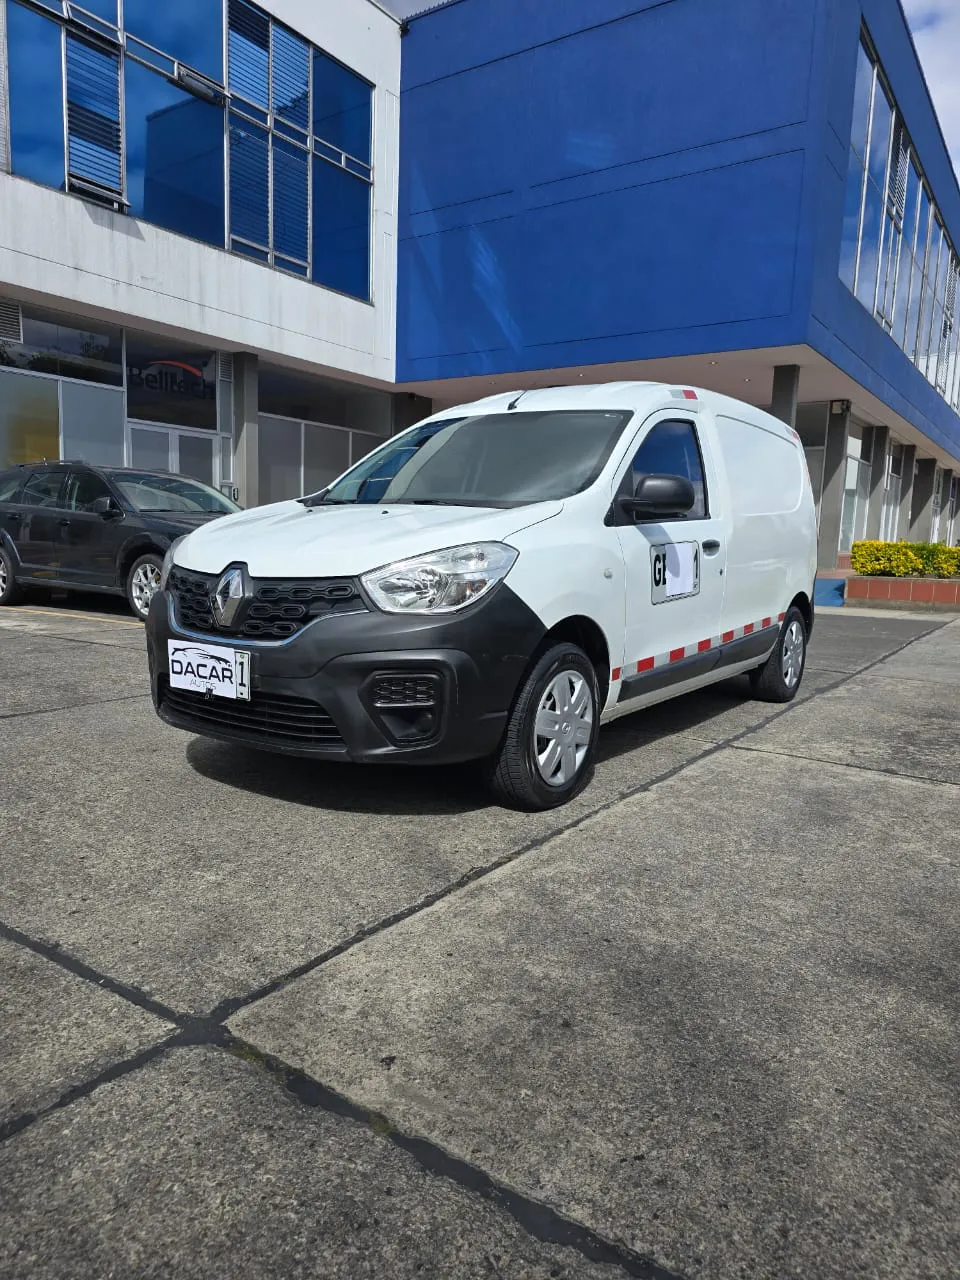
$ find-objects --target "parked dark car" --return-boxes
[0,463,241,620]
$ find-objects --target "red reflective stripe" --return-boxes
[762,617,772,629]
[637,657,655,673]
[743,623,754,635]
[669,647,686,663]
[611,667,622,682]
[698,639,712,653]
[682,389,698,400]
[778,612,786,622]
[722,631,735,644]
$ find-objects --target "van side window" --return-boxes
[626,420,708,519]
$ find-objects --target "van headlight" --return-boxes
[362,543,518,614]
[160,536,186,591]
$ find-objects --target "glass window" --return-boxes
[124,62,225,248]
[304,423,350,494]
[840,149,866,292]
[273,138,310,265]
[351,430,384,464]
[229,114,269,250]
[21,468,66,508]
[856,178,884,311]
[316,412,633,508]
[0,306,123,386]
[272,26,310,130]
[64,469,114,511]
[627,421,708,519]
[312,159,371,300]
[0,369,61,467]
[129,425,172,471]
[0,472,24,503]
[850,43,874,160]
[66,34,122,194]
[177,435,216,486]
[228,0,269,108]
[313,50,371,165]
[124,0,224,82]
[867,81,893,192]
[6,2,66,191]
[258,415,302,504]
[60,382,125,465]
[126,335,218,430]
[108,470,239,513]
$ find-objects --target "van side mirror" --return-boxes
[91,495,122,519]
[618,474,696,521]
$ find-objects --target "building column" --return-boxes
[391,392,432,435]
[897,445,916,542]
[817,402,849,571]
[909,458,937,542]
[937,469,953,541]
[771,365,800,428]
[233,353,259,509]
[864,425,889,541]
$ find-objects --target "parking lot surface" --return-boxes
[1,596,958,1279]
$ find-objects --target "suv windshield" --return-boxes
[108,472,240,515]
[306,410,634,508]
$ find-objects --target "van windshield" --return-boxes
[304,410,633,508]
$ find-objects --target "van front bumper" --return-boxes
[146,585,545,765]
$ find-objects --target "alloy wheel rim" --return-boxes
[132,563,161,616]
[534,670,594,787]
[781,620,805,689]
[0,556,7,596]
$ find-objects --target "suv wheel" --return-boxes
[749,606,808,703]
[0,544,22,606]
[126,553,163,621]
[486,643,600,811]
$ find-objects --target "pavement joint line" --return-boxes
[10,606,143,628]
[729,740,960,788]
[0,1038,176,1146]
[0,629,145,652]
[0,919,183,1026]
[223,1031,687,1280]
[0,692,151,722]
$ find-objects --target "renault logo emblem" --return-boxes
[212,567,245,629]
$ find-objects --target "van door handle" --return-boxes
[702,540,721,555]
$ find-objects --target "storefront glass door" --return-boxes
[126,422,219,487]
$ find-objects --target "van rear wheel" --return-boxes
[749,606,807,703]
[486,643,600,811]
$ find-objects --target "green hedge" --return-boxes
[850,541,960,578]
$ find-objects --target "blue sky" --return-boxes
[382,0,960,174]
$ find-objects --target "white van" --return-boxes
[147,383,818,810]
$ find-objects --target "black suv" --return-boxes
[0,463,241,620]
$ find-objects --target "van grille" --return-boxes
[168,567,367,640]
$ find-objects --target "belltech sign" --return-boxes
[127,358,215,401]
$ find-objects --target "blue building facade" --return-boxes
[397,0,960,562]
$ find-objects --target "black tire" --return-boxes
[126,552,164,622]
[0,543,23,606]
[486,643,601,811]
[749,606,808,703]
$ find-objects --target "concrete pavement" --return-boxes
[1,599,957,1278]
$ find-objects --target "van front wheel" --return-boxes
[486,643,600,811]
[749,606,807,703]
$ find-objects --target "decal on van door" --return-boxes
[650,542,700,604]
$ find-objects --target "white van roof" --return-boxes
[428,382,797,442]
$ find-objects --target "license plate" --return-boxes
[168,640,250,701]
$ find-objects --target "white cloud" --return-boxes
[903,1,960,179]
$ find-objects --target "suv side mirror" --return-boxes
[619,474,696,522]
[91,495,122,519]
